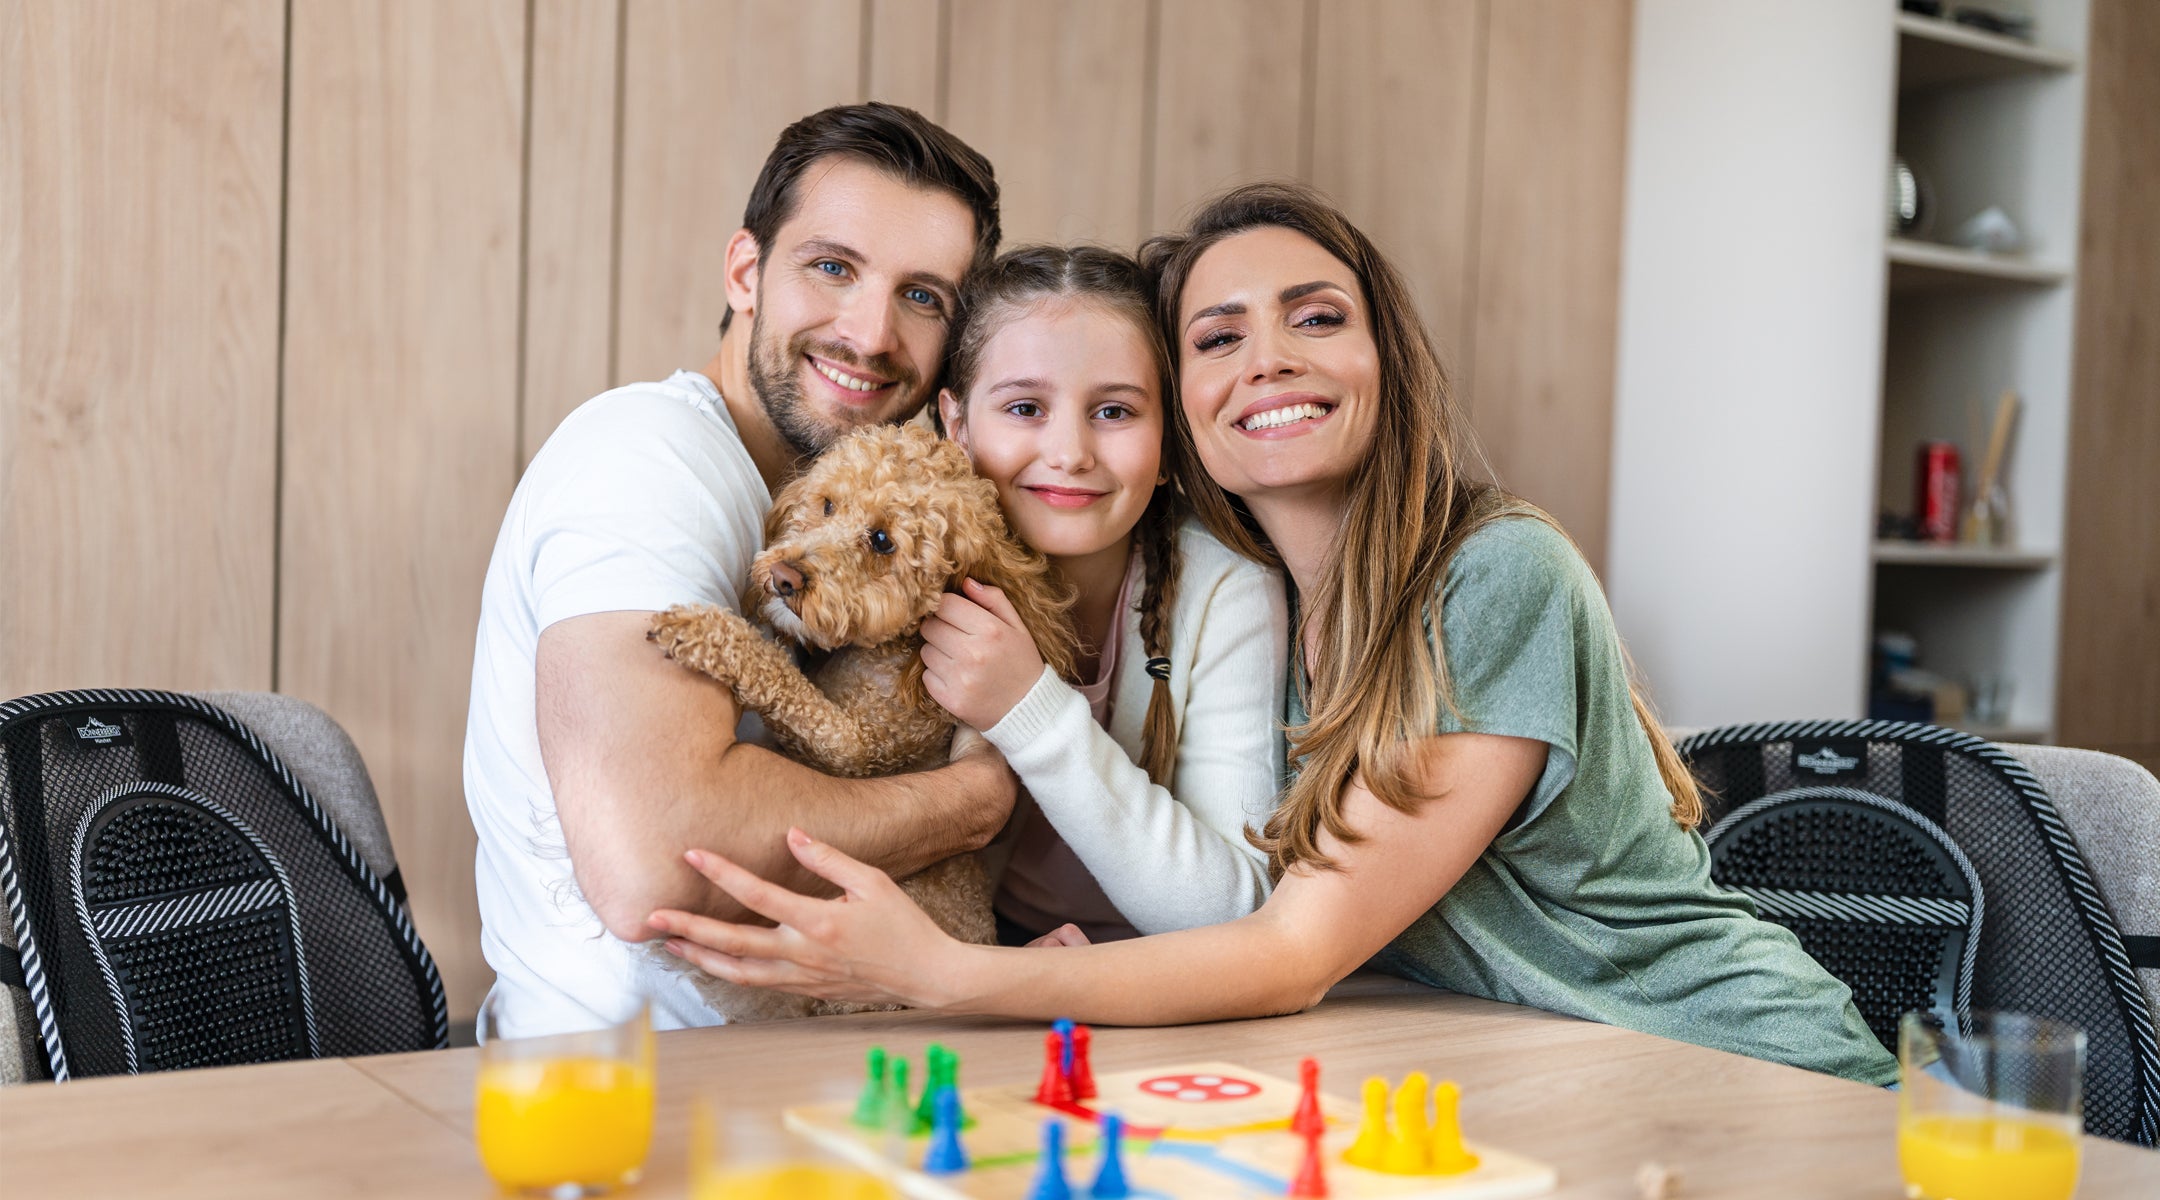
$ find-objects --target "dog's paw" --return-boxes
[646,604,714,661]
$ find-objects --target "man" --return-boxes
[465,104,1009,1036]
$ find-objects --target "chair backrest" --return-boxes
[1997,743,2160,1036]
[0,690,446,1084]
[1678,720,2160,1145]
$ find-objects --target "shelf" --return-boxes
[1873,541,2054,569]
[1896,14,2077,91]
[1943,719,2051,745]
[1886,238,2070,290]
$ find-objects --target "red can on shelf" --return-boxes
[1916,441,1961,543]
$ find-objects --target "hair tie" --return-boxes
[1145,657,1172,682]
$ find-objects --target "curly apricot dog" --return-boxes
[647,422,1076,1020]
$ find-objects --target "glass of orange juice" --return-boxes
[689,1098,900,1200]
[1898,1010,2085,1200]
[475,992,656,1195]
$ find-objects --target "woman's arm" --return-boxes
[983,561,1287,932]
[649,731,1546,1025]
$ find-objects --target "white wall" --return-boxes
[1606,0,1898,727]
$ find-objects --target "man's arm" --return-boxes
[538,610,1016,943]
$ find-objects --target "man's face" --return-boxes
[739,157,977,456]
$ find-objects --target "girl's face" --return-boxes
[938,298,1165,562]
[1174,226,1381,502]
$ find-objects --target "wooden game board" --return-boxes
[785,1060,1558,1199]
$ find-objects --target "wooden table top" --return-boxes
[3,976,2154,1198]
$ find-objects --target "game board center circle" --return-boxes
[1135,1073,1262,1102]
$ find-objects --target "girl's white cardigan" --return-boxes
[978,519,1289,933]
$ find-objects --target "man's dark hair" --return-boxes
[719,102,1000,336]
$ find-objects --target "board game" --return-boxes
[783,1022,1557,1199]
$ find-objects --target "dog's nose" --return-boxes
[769,561,805,597]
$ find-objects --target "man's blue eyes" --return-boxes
[812,263,940,309]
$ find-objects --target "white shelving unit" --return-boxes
[1870,1,2089,742]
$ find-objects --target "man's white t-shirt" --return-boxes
[464,370,767,1038]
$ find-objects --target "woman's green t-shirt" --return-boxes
[1286,516,1898,1086]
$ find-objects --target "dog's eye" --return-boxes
[868,529,895,556]
[823,498,834,516]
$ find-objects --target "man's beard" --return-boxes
[745,305,922,458]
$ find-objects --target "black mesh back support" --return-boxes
[0,690,447,1078]
[1681,720,2160,1145]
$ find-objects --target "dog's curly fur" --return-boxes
[646,422,1077,1020]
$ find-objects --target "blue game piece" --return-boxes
[1028,1119,1073,1200]
[1053,1017,1076,1075]
[923,1087,969,1174]
[1090,1113,1129,1198]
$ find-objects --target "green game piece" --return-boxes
[851,1046,888,1128]
[883,1056,914,1134]
[912,1044,952,1130]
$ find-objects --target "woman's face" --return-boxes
[1175,226,1381,503]
[938,298,1164,562]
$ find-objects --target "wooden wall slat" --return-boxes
[868,0,945,118]
[1308,0,1484,389]
[280,0,528,1019]
[613,0,865,387]
[0,0,283,696]
[943,0,1152,248]
[1468,0,1631,572]
[2059,0,2160,751]
[1150,0,1311,232]
[521,0,624,464]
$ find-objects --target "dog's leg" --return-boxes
[648,604,883,774]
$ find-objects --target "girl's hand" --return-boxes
[647,829,974,1010]
[919,579,1046,730]
[1025,923,1091,949]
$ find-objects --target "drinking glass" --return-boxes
[690,1098,899,1200]
[1898,1010,2085,1200]
[475,992,656,1195]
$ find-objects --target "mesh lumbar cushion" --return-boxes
[0,690,446,1079]
[1681,720,2160,1146]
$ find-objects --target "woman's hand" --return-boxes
[647,828,976,1010]
[919,578,1047,730]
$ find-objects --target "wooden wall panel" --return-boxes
[1151,0,1311,232]
[1309,0,1484,383]
[521,0,624,464]
[613,0,864,387]
[944,0,1152,247]
[0,0,283,696]
[281,0,527,1019]
[868,0,946,118]
[2058,0,2160,759]
[1468,0,1631,573]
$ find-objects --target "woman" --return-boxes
[649,186,1898,1085]
[918,244,1287,942]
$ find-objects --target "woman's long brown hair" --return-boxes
[1139,183,1702,875]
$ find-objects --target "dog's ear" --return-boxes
[946,477,1080,682]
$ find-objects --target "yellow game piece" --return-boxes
[1428,1079,1481,1174]
[1381,1071,1431,1173]
[1342,1076,1390,1169]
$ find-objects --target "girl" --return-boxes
[650,188,1898,1086]
[923,245,1290,944]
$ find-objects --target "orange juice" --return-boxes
[1898,1112,2080,1200]
[476,1056,655,1191]
[693,1163,898,1200]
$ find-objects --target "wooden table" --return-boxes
[3,976,2154,1197]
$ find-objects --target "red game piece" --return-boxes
[1292,1056,1324,1137]
[1071,1025,1097,1100]
[1034,1029,1075,1105]
[1289,1123,1329,1197]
